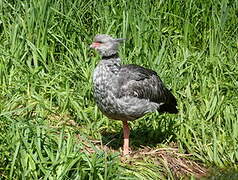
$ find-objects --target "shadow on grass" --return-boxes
[101,116,178,151]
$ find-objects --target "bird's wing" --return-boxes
[116,64,178,113]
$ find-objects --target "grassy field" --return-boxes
[0,0,237,179]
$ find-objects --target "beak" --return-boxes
[90,42,101,49]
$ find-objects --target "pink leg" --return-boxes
[123,121,130,155]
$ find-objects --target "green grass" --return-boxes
[0,0,237,179]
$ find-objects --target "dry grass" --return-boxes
[132,146,207,178]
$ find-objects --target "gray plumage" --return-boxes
[91,34,178,121]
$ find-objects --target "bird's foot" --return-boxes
[120,147,132,156]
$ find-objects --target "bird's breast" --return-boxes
[92,63,120,115]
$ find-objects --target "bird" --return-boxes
[90,34,178,155]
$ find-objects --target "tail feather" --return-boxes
[159,90,178,114]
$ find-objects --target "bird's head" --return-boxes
[90,34,126,57]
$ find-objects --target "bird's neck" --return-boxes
[101,53,121,64]
[102,53,119,60]
[93,54,121,88]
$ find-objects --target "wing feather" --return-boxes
[117,64,178,113]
